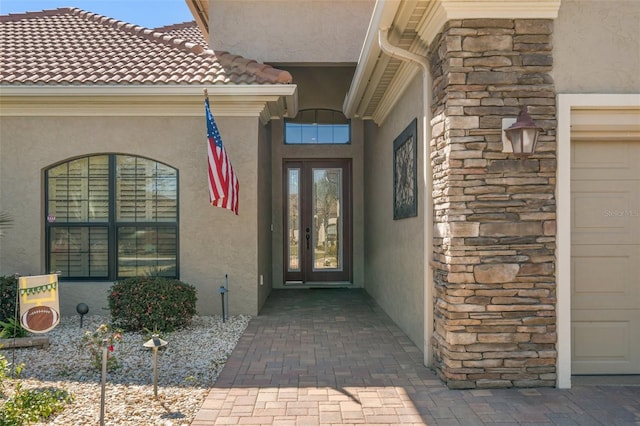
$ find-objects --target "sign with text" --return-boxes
[19,274,60,334]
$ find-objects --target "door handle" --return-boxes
[306,227,310,249]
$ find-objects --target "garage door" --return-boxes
[571,139,640,374]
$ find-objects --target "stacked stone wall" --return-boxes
[427,19,557,388]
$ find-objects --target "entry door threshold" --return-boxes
[284,281,353,287]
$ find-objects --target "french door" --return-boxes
[284,159,352,284]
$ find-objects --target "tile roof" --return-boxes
[0,8,292,86]
[153,21,209,48]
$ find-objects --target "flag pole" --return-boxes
[203,86,239,214]
[11,273,20,377]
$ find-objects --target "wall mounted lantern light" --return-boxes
[502,107,541,160]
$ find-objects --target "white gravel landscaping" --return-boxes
[0,313,250,425]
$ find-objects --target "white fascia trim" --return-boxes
[0,85,296,97]
[343,0,400,119]
[418,0,561,50]
[0,85,298,122]
[345,0,561,120]
[439,0,561,19]
[556,93,640,389]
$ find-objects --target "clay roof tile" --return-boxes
[0,7,293,86]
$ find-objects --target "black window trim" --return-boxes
[44,153,180,281]
[284,108,351,145]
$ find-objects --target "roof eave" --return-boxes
[185,0,210,40]
[0,84,298,123]
[343,0,399,121]
[344,0,562,125]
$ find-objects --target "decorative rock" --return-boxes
[446,332,478,345]
[515,20,553,34]
[473,263,520,283]
[464,56,512,67]
[480,222,542,237]
[463,35,513,51]
[1,314,250,425]
[429,17,557,389]
[467,71,518,85]
[446,115,479,129]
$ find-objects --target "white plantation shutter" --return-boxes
[46,154,178,279]
[117,157,177,222]
[47,156,109,222]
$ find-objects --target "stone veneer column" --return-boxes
[428,19,557,388]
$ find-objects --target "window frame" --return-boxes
[45,154,179,281]
[284,108,351,145]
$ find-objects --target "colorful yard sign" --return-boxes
[19,274,60,333]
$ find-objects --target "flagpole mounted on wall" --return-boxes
[204,85,240,215]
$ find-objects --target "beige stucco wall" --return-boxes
[269,65,365,289]
[283,67,358,110]
[271,119,365,289]
[0,113,262,317]
[209,0,374,64]
[362,74,425,350]
[554,0,640,93]
[257,121,273,311]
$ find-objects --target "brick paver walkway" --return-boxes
[192,288,640,425]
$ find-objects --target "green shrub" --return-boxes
[108,277,197,332]
[0,318,29,339]
[0,353,9,396]
[80,324,123,372]
[0,276,18,322]
[0,354,23,398]
[0,383,73,426]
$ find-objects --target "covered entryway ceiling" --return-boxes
[344,0,431,124]
[185,0,561,125]
[342,0,561,125]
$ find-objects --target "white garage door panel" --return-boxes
[571,246,639,310]
[571,138,640,375]
[572,313,640,374]
[571,140,640,180]
[572,182,639,245]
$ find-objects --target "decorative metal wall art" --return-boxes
[393,118,418,220]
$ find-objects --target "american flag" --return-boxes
[205,97,239,214]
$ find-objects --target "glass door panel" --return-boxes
[284,160,351,284]
[287,168,301,272]
[312,168,342,271]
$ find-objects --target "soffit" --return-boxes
[344,0,562,125]
[185,0,210,40]
[364,1,431,123]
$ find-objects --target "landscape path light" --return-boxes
[217,286,228,323]
[76,303,88,328]
[100,338,108,426]
[143,334,168,397]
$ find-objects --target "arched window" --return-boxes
[285,109,350,144]
[45,154,178,280]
